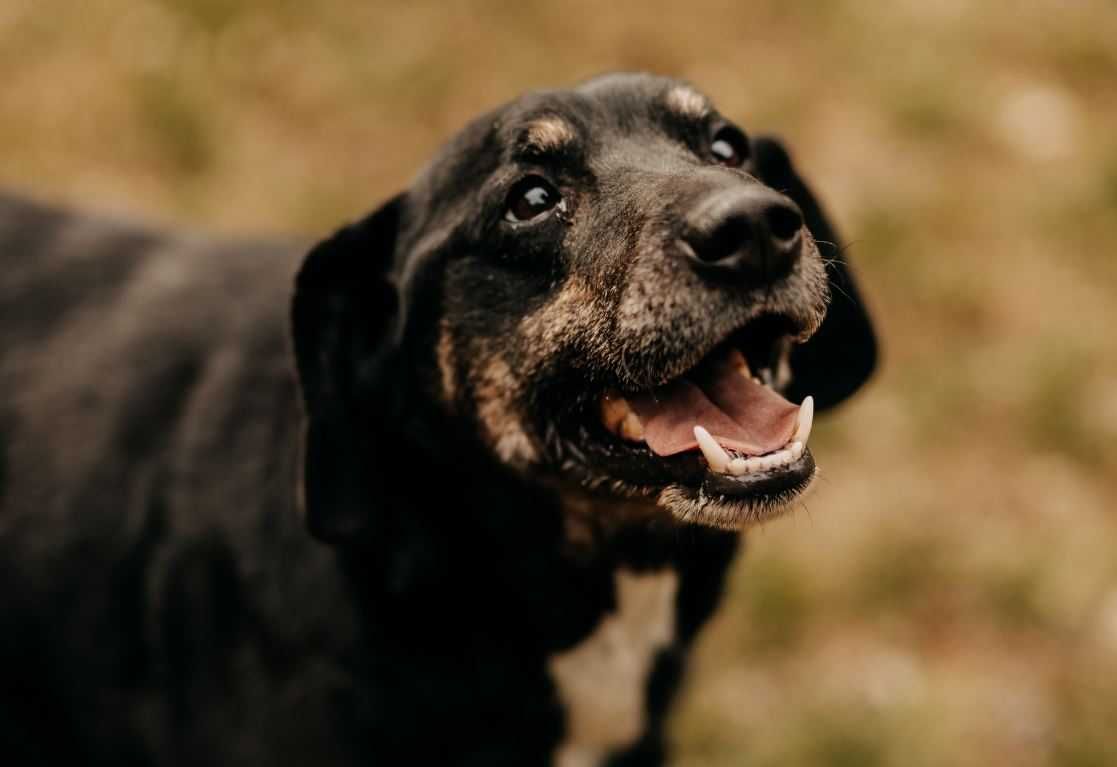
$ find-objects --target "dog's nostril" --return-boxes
[682,191,805,280]
[694,215,752,263]
[766,204,802,243]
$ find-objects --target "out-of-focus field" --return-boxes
[4,0,1117,763]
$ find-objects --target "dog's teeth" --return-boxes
[792,395,814,444]
[693,425,730,473]
[732,351,752,378]
[725,439,808,478]
[620,412,644,441]
[729,444,807,476]
[600,392,644,442]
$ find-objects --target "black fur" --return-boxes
[0,74,875,765]
[752,137,878,410]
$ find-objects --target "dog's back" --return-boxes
[0,193,358,765]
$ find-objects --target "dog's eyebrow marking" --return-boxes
[664,86,710,120]
[522,116,576,153]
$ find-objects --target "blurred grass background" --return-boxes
[3,0,1117,764]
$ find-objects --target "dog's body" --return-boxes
[0,74,875,765]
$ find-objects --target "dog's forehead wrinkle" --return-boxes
[594,134,698,176]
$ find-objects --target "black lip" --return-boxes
[559,417,814,508]
[701,449,815,499]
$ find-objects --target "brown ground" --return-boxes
[4,1,1117,763]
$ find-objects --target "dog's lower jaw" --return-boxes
[545,443,818,533]
[657,462,819,530]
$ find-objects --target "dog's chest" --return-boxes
[547,568,679,767]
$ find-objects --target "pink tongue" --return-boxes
[629,352,799,457]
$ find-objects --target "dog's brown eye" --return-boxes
[505,176,561,222]
[710,126,748,168]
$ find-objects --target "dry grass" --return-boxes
[4,0,1117,763]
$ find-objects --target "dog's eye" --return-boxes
[710,125,748,168]
[505,176,561,223]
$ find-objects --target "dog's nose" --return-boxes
[681,189,804,282]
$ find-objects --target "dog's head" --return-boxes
[292,73,876,540]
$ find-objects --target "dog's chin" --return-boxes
[656,452,817,529]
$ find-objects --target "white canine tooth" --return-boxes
[728,457,749,476]
[790,441,804,459]
[693,425,730,473]
[792,395,814,444]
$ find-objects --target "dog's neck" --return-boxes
[329,470,739,764]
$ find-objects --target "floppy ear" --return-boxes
[752,136,878,411]
[291,194,404,543]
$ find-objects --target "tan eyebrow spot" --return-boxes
[664,86,710,120]
[524,117,576,152]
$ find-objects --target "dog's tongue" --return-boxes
[629,351,799,457]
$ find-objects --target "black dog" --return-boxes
[0,73,875,766]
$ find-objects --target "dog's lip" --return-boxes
[619,308,817,393]
[558,419,815,502]
[588,394,814,492]
[700,447,815,500]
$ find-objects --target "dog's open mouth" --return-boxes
[561,314,818,528]
[604,344,812,470]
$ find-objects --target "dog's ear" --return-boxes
[291,194,404,543]
[752,136,878,411]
